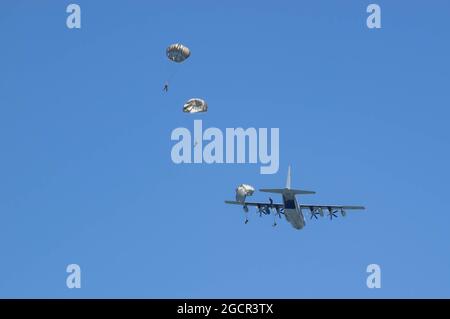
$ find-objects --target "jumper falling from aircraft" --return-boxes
[225,166,365,230]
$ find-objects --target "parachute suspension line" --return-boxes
[163,43,190,92]
[163,64,180,92]
[164,58,186,89]
[167,66,181,82]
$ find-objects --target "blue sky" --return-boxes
[0,0,449,298]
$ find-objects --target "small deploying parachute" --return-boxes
[183,98,208,113]
[235,184,255,203]
[166,43,190,63]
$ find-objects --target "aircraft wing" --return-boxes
[300,205,365,210]
[300,204,364,219]
[224,200,284,210]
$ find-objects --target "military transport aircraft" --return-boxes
[225,166,365,230]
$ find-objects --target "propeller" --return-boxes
[257,204,266,217]
[309,207,319,219]
[328,207,338,220]
[319,208,324,217]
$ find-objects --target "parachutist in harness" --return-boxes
[269,197,277,227]
[164,44,190,95]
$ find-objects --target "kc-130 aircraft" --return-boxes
[225,166,365,230]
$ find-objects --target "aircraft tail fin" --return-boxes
[286,165,291,189]
[260,166,315,195]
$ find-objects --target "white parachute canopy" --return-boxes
[235,184,255,203]
[183,98,208,113]
[166,43,190,63]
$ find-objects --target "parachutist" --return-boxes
[163,82,169,92]
[245,219,248,224]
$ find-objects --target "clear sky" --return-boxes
[0,0,449,298]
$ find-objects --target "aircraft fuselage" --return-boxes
[282,190,305,229]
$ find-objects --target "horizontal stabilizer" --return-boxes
[224,200,243,205]
[259,188,285,194]
[260,188,316,195]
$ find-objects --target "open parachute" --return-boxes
[166,43,190,63]
[163,43,190,92]
[235,184,255,203]
[183,98,208,113]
